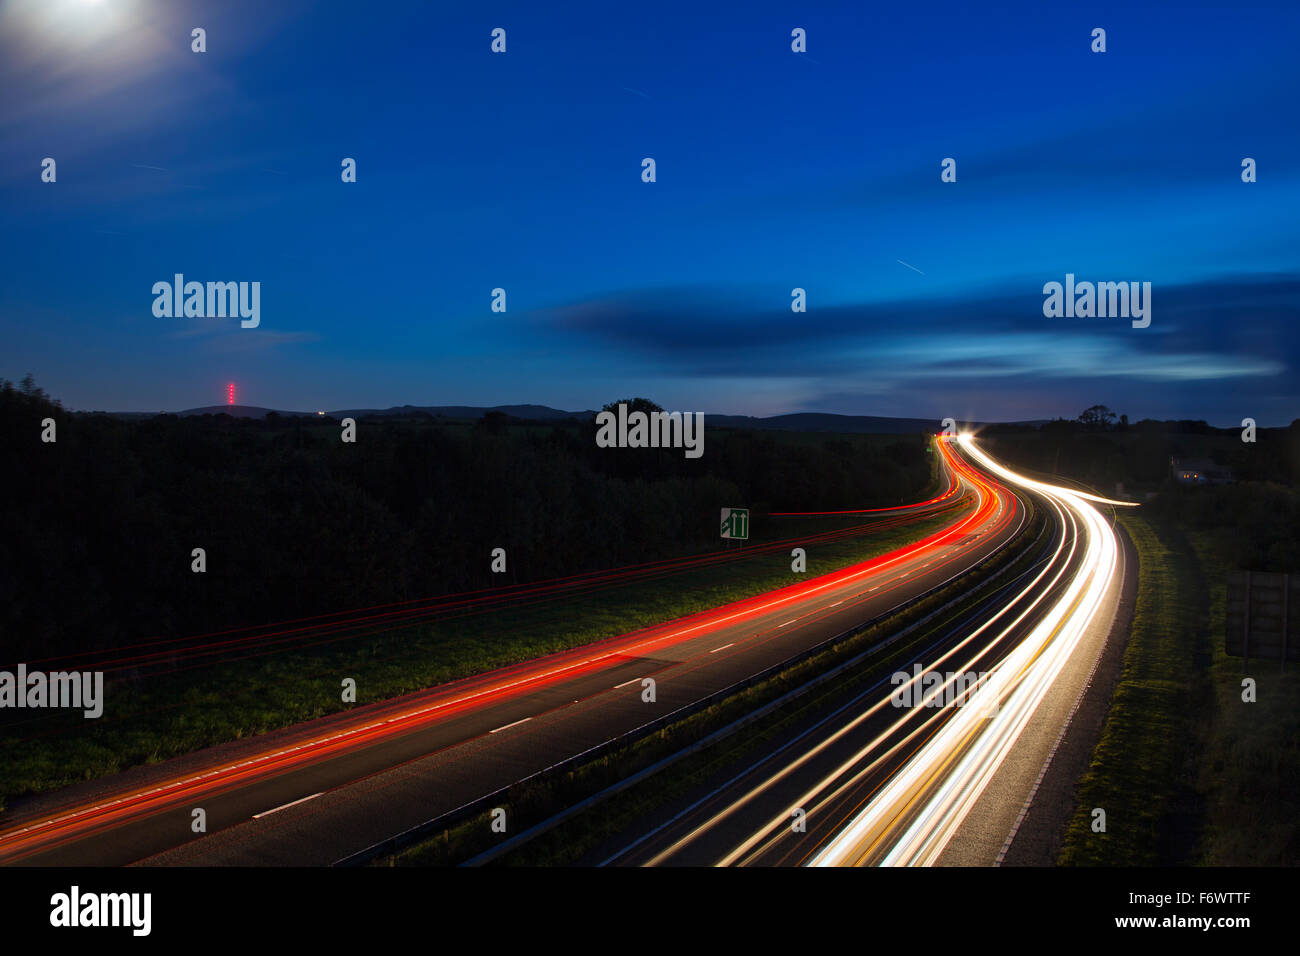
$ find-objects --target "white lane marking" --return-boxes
[489,717,533,734]
[828,601,843,608]
[2,448,997,845]
[252,792,324,819]
[710,643,736,653]
[614,677,641,689]
[779,619,798,627]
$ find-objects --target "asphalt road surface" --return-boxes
[595,435,1135,866]
[0,437,1023,866]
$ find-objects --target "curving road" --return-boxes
[0,436,1024,866]
[598,434,1136,867]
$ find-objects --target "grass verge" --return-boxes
[1060,510,1299,865]
[1,506,958,810]
[1186,530,1299,864]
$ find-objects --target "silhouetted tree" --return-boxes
[1078,405,1117,430]
[601,397,664,415]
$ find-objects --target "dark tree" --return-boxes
[1078,405,1117,430]
[601,397,664,415]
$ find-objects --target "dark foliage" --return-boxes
[0,380,930,661]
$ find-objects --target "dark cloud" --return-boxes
[527,274,1300,424]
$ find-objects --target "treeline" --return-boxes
[0,380,930,661]
[980,415,1300,572]
[980,417,1300,489]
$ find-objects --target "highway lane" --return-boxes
[0,437,1023,866]
[831,434,1136,867]
[938,506,1135,866]
[596,434,1134,867]
[600,494,1072,865]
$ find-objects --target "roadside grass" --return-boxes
[1187,531,1300,865]
[1059,512,1206,865]
[1059,510,1300,866]
[0,506,958,811]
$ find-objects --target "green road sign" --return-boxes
[721,507,749,540]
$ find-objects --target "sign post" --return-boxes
[720,507,749,542]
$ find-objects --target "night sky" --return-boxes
[2,0,1297,425]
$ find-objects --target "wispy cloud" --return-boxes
[167,323,318,352]
[525,274,1300,422]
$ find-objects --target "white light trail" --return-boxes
[809,435,1136,866]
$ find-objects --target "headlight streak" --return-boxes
[807,435,1136,867]
[638,495,1075,867]
[630,439,1042,866]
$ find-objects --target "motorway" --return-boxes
[0,436,1023,866]
[595,434,1136,867]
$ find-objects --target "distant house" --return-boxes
[1170,457,1233,484]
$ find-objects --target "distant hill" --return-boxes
[174,404,311,418]
[706,412,955,434]
[327,404,596,421]
[124,403,595,421]
[109,403,1038,434]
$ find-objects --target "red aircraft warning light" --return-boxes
[227,383,235,406]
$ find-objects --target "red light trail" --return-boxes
[0,439,1014,863]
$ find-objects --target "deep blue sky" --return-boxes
[2,0,1297,424]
